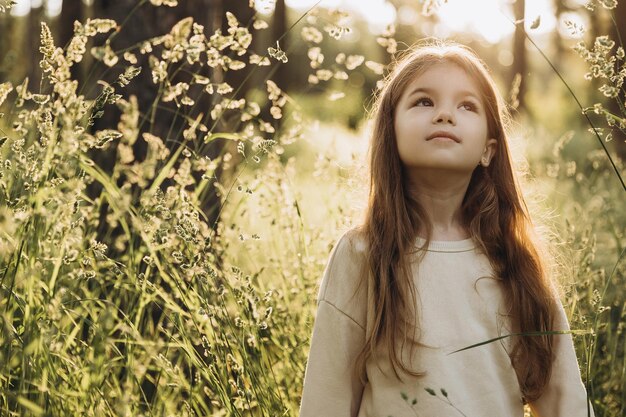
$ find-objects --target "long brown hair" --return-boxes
[353,38,558,402]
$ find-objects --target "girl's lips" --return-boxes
[426,131,461,143]
[429,136,457,143]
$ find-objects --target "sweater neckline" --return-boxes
[416,236,476,252]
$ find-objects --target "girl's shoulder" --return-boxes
[335,226,369,257]
[317,227,369,327]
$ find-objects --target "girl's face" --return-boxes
[393,62,497,175]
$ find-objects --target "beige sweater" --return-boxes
[299,230,594,417]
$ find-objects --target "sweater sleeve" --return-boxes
[298,231,367,417]
[528,298,595,417]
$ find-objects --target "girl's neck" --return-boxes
[408,172,471,242]
[421,228,470,241]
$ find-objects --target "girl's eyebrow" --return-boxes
[406,87,481,102]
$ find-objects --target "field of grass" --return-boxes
[0,1,624,416]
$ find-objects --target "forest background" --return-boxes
[0,0,624,416]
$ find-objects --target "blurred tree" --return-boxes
[0,9,15,80]
[27,0,44,91]
[91,0,229,228]
[551,0,568,72]
[511,0,527,113]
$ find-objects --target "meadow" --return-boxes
[0,0,624,416]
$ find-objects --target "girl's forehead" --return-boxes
[403,62,482,95]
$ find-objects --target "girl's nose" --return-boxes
[433,108,455,125]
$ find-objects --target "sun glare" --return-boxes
[284,0,396,31]
[283,0,559,44]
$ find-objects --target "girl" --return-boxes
[298,39,595,417]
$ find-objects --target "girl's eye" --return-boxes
[461,101,477,111]
[414,97,433,107]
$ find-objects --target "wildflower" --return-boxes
[325,24,350,40]
[268,41,288,63]
[315,69,333,81]
[91,41,118,67]
[377,36,397,54]
[0,1,17,13]
[259,121,275,133]
[187,34,206,64]
[85,19,117,36]
[192,74,210,85]
[227,58,246,70]
[564,20,585,38]
[180,96,194,106]
[232,27,252,55]
[162,80,187,102]
[0,82,12,107]
[585,0,617,10]
[420,0,447,16]
[301,26,323,43]
[255,139,276,154]
[149,0,178,7]
[66,23,88,64]
[266,80,281,100]
[253,19,269,30]
[329,91,345,101]
[39,22,55,60]
[226,11,239,29]
[149,56,168,84]
[140,41,153,54]
[143,133,170,160]
[270,106,282,119]
[169,16,193,47]
[365,60,384,75]
[93,129,122,149]
[334,71,348,80]
[214,82,232,95]
[117,66,141,87]
[307,47,323,69]
[345,54,364,70]
[530,15,541,30]
[183,114,204,140]
[250,54,270,66]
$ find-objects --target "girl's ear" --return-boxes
[480,138,498,167]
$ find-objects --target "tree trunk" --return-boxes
[58,0,83,84]
[28,1,44,91]
[91,0,224,223]
[0,10,14,81]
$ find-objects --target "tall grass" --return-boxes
[0,1,389,415]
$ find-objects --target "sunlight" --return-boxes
[284,0,396,31]
[285,0,558,43]
[436,0,556,43]
[11,0,65,17]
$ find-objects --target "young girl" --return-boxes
[298,39,595,417]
